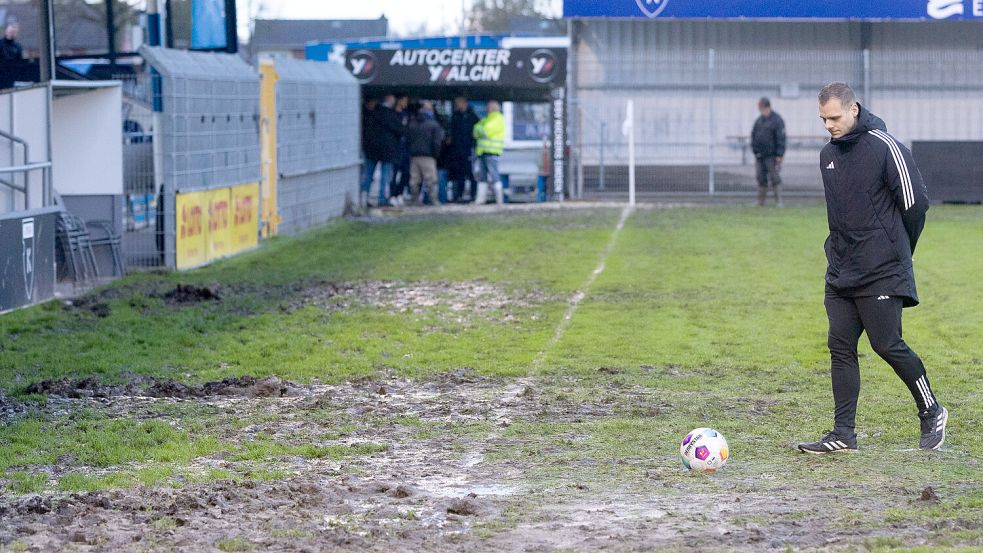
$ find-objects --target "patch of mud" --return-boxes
[24,375,305,399]
[0,388,28,419]
[296,280,553,321]
[3,371,977,552]
[161,283,220,304]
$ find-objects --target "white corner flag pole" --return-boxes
[624,100,636,207]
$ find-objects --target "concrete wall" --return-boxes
[51,85,123,196]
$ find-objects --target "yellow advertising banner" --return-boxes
[206,188,231,260]
[175,190,208,270]
[175,183,259,270]
[230,182,260,254]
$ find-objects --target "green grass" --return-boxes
[215,536,254,552]
[0,205,981,547]
[0,411,221,471]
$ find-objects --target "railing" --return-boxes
[0,162,53,210]
[1,128,53,211]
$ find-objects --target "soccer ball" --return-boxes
[680,428,729,472]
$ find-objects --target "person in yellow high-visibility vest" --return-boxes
[473,100,506,204]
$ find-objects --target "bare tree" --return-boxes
[55,0,143,53]
[467,0,554,33]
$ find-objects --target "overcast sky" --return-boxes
[244,0,563,37]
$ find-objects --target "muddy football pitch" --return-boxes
[1,205,981,552]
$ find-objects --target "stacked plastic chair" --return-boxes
[55,212,99,287]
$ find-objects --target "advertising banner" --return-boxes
[230,183,260,252]
[176,190,208,269]
[563,0,983,20]
[191,0,228,49]
[206,188,231,260]
[175,183,258,270]
[345,47,566,87]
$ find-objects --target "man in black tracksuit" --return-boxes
[799,82,947,454]
[448,96,480,203]
[751,97,786,207]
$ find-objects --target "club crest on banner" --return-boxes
[22,218,35,302]
[635,0,670,18]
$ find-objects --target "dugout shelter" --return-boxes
[306,35,570,201]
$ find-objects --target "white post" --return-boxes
[627,100,636,207]
[708,48,715,196]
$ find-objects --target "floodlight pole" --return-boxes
[106,0,117,68]
[225,0,239,53]
[37,0,55,82]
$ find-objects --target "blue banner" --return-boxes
[191,0,227,50]
[563,0,983,20]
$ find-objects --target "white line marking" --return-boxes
[532,206,633,370]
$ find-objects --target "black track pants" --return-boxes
[825,293,938,436]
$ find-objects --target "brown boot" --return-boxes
[773,184,784,208]
[757,187,767,207]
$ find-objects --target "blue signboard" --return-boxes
[191,0,227,50]
[563,0,983,20]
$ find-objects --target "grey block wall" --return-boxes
[277,165,358,235]
[272,58,360,236]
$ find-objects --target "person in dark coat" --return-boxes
[360,95,404,207]
[405,101,445,205]
[751,97,786,207]
[388,94,412,205]
[0,21,25,90]
[798,81,947,455]
[447,96,480,203]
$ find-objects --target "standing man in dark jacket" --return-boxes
[389,94,412,206]
[751,97,786,207]
[798,82,947,455]
[0,20,25,90]
[360,94,404,207]
[406,101,445,205]
[448,96,480,203]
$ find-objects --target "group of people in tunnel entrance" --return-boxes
[360,93,506,208]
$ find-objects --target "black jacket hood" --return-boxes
[832,103,887,145]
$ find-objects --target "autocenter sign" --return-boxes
[345,47,567,87]
[562,0,983,20]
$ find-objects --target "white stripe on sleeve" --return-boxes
[870,129,914,210]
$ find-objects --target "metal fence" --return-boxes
[122,47,261,270]
[570,39,983,201]
[118,69,163,268]
[271,58,360,235]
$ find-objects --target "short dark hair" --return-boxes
[819,82,856,106]
[758,97,771,108]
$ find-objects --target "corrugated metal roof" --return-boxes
[271,57,358,85]
[140,46,257,81]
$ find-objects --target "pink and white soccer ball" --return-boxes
[680,427,729,472]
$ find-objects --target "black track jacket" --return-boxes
[820,104,929,307]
